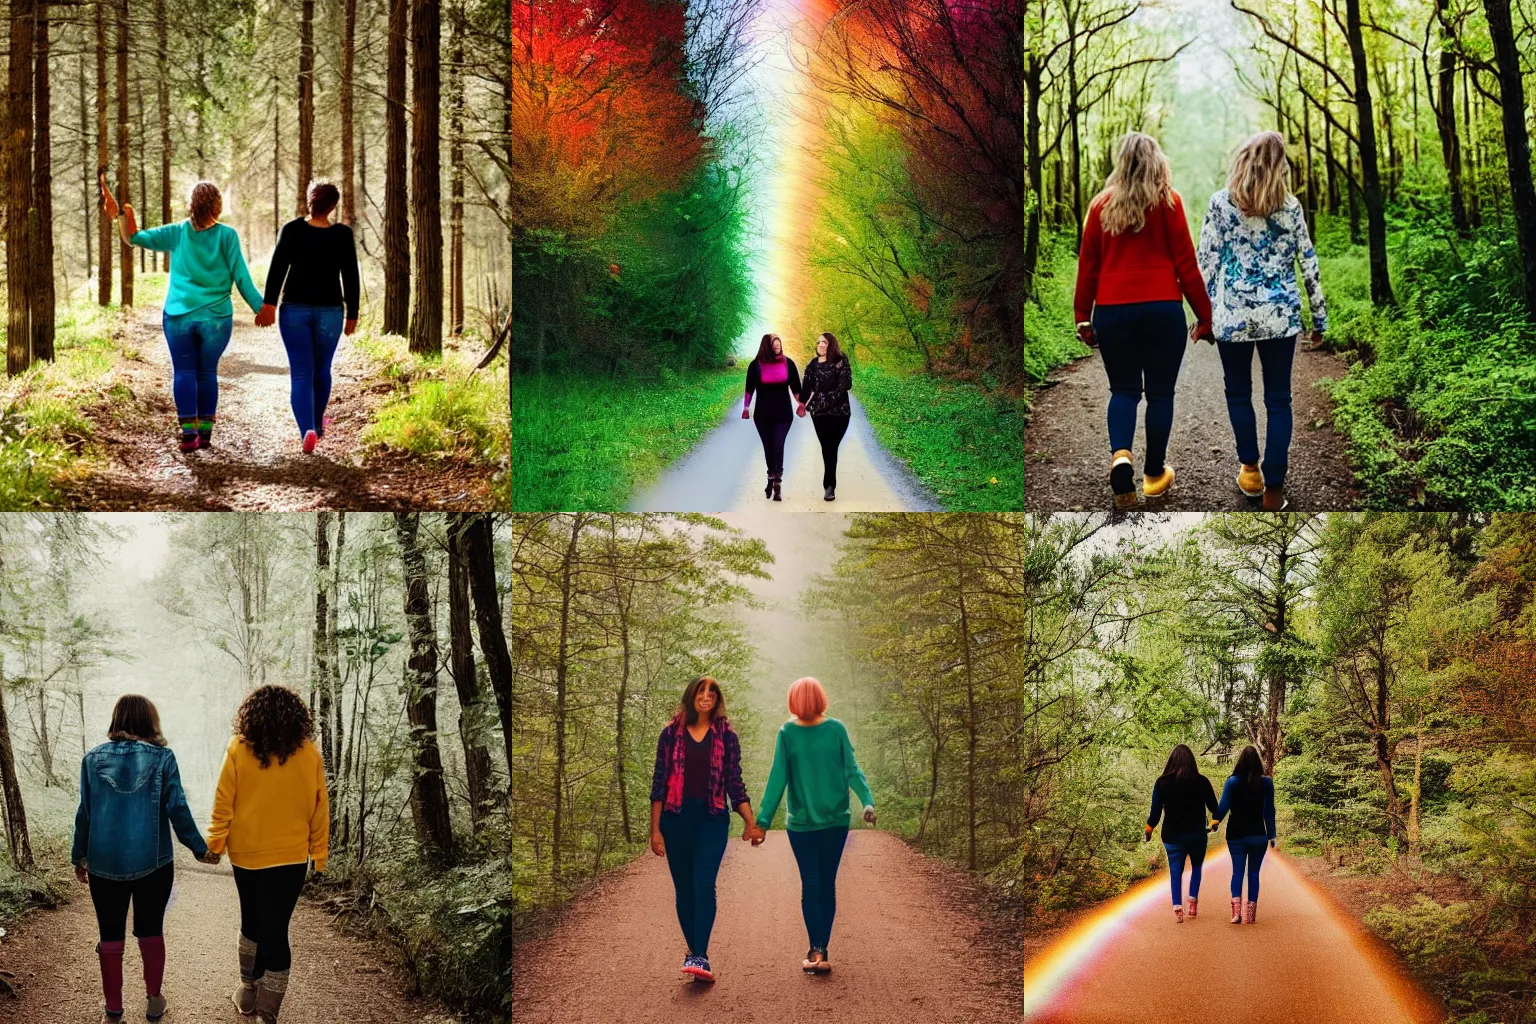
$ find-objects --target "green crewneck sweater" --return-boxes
[755,718,874,832]
[130,220,264,319]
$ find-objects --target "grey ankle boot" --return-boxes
[232,935,258,1016]
[254,968,288,1023]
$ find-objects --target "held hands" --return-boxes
[795,403,807,418]
[863,806,876,826]
[1189,321,1214,344]
[198,849,222,865]
[742,823,766,845]
[1306,329,1325,350]
[651,830,666,858]
[254,304,277,328]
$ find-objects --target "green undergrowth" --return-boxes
[511,367,741,510]
[354,331,510,480]
[1024,236,1092,392]
[857,363,1023,510]
[1316,214,1536,509]
[0,299,140,509]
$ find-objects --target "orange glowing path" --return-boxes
[740,0,838,362]
[1024,849,1444,1024]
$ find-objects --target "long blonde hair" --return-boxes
[1094,132,1174,235]
[1228,131,1290,218]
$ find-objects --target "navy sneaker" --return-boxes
[683,954,714,982]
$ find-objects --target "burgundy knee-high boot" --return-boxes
[139,936,167,1018]
[96,940,125,1016]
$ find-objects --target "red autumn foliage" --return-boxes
[513,0,705,235]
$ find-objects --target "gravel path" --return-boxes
[1025,341,1360,510]
[513,829,1018,1024]
[0,854,455,1023]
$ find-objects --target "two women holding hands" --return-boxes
[649,674,873,983]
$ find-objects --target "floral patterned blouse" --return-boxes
[801,357,852,417]
[1195,189,1327,343]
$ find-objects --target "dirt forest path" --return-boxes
[629,395,943,512]
[58,307,494,510]
[1025,343,1360,510]
[1023,848,1442,1024]
[513,829,1019,1024]
[0,856,455,1023]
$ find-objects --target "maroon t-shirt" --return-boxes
[682,731,711,803]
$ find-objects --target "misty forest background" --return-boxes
[512,0,1025,511]
[1023,0,1536,509]
[0,0,512,508]
[0,512,512,1020]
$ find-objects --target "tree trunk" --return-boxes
[115,0,132,307]
[340,0,356,225]
[409,0,443,354]
[551,515,584,884]
[79,49,90,277]
[1023,58,1042,300]
[383,0,410,335]
[448,0,464,335]
[314,513,336,830]
[296,0,314,216]
[31,0,54,363]
[393,512,455,864]
[95,0,110,306]
[1484,0,1536,317]
[1343,0,1393,305]
[464,512,511,770]
[1432,0,1469,236]
[329,512,345,780]
[0,664,34,869]
[957,582,977,871]
[7,0,37,377]
[447,514,494,829]
[156,0,168,270]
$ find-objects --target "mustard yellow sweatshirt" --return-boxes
[207,736,329,871]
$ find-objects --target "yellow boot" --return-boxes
[1143,465,1176,498]
[1236,463,1263,497]
[1109,449,1138,509]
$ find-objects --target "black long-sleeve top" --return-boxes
[262,218,361,320]
[744,357,802,422]
[1147,773,1219,839]
[802,357,852,417]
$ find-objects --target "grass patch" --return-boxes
[355,331,510,471]
[858,363,1023,510]
[1024,236,1091,389]
[0,298,137,509]
[511,368,741,511]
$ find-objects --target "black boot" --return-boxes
[765,474,773,499]
[824,486,834,501]
[771,476,782,501]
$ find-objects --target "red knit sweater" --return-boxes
[1073,190,1213,328]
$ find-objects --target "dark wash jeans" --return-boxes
[1162,831,1208,906]
[658,799,729,957]
[1216,335,1296,488]
[1228,834,1269,900]
[278,303,346,437]
[162,311,233,420]
[1093,300,1187,476]
[787,825,849,951]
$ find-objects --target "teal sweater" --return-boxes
[129,220,264,318]
[755,718,874,832]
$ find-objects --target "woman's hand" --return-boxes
[1190,321,1214,344]
[862,806,876,826]
[344,319,358,336]
[795,402,807,417]
[1076,322,1095,347]
[650,830,666,857]
[199,849,222,865]
[742,823,765,844]
[750,826,766,847]
[99,172,118,220]
[1307,329,1325,350]
[254,304,277,328]
[741,406,751,420]
[1143,825,1153,843]
[74,862,89,885]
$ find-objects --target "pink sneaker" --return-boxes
[302,430,318,454]
[1187,896,1198,919]
[1173,905,1184,923]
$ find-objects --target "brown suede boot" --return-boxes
[1262,487,1288,511]
[254,968,288,1023]
[232,934,258,1015]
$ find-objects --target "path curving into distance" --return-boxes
[1024,848,1442,1024]
[513,829,1016,1024]
[627,394,942,511]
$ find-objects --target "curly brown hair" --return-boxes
[234,685,314,768]
[306,178,340,219]
[188,181,223,228]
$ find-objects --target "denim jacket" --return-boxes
[71,740,208,880]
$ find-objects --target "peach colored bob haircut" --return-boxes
[787,677,828,721]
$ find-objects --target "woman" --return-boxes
[797,332,853,502]
[754,677,875,974]
[206,685,329,1022]
[258,179,361,453]
[102,176,264,452]
[742,333,802,501]
[1196,131,1327,512]
[648,676,761,983]
[1210,745,1277,924]
[71,695,214,1024]
[1143,743,1219,923]
[1074,132,1213,509]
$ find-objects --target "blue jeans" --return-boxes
[787,825,848,951]
[1163,832,1208,906]
[1228,835,1269,900]
[1093,300,1187,476]
[1217,336,1296,487]
[162,312,233,420]
[278,304,345,436]
[657,800,729,957]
